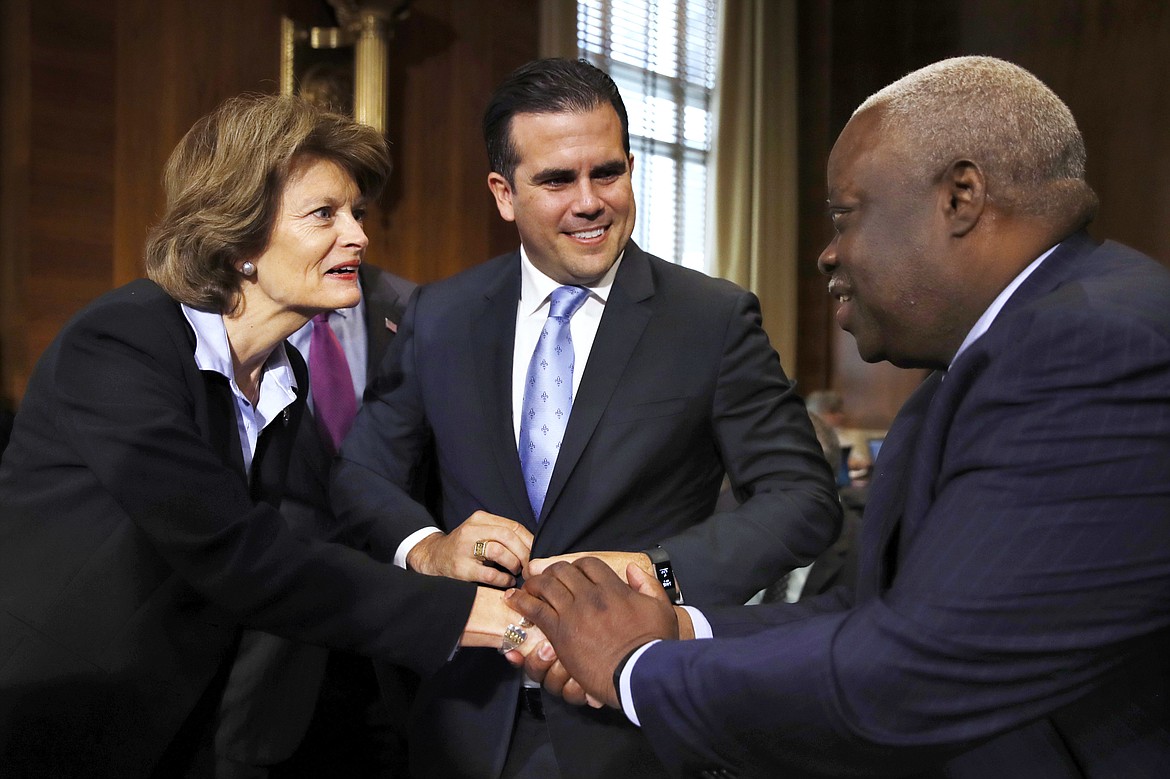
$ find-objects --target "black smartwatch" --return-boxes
[643,545,684,605]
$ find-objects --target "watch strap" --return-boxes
[643,545,684,605]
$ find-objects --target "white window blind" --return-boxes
[577,0,719,272]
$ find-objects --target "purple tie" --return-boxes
[309,312,357,456]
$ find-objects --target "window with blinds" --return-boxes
[577,0,719,272]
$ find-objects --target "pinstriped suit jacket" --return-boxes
[631,232,1170,778]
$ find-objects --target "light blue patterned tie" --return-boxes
[519,285,589,519]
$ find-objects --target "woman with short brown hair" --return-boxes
[0,94,535,775]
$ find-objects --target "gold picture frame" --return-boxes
[280,1,411,133]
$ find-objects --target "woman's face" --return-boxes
[242,156,368,317]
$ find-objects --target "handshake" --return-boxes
[500,553,695,711]
[407,511,695,709]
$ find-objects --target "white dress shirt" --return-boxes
[392,245,623,568]
[949,244,1055,369]
[181,305,298,478]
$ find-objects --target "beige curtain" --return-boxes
[708,0,799,372]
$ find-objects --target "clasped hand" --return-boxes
[407,510,534,587]
[504,557,681,710]
[415,516,683,709]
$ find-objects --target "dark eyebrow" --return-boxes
[591,160,628,178]
[531,167,576,184]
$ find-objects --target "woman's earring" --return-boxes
[240,261,256,277]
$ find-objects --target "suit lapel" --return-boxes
[167,298,249,490]
[856,370,942,600]
[540,245,654,524]
[471,254,537,526]
[857,232,1099,600]
[251,345,307,506]
[994,230,1096,324]
[359,264,407,378]
[202,371,249,487]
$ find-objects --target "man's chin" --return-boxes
[849,333,889,366]
[563,254,620,285]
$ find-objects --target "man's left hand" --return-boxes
[507,557,678,709]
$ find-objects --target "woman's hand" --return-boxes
[459,587,547,658]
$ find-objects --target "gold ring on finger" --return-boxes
[473,539,489,562]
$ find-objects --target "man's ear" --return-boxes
[942,159,986,237]
[487,172,516,223]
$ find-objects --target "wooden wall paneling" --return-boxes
[475,0,543,261]
[114,0,287,287]
[0,0,117,405]
[114,0,179,288]
[368,0,540,285]
[796,0,955,428]
[793,0,833,394]
[0,0,31,405]
[2,0,540,403]
[956,0,1170,266]
[28,0,117,372]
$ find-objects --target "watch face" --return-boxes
[656,563,675,590]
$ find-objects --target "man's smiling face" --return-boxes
[818,107,970,369]
[487,104,636,285]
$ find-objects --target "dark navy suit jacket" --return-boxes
[333,242,841,778]
[629,233,1170,777]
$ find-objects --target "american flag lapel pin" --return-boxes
[385,318,398,333]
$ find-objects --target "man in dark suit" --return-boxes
[215,262,415,777]
[510,56,1170,777]
[332,58,840,778]
[753,412,865,604]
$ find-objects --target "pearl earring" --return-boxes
[240,261,256,277]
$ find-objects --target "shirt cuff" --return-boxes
[619,608,712,726]
[683,605,713,639]
[619,641,659,726]
[394,526,443,569]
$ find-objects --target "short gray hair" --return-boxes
[858,56,1096,220]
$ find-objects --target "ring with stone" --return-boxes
[498,623,528,654]
[473,539,489,562]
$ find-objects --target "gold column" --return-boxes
[353,9,389,132]
[279,16,297,98]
